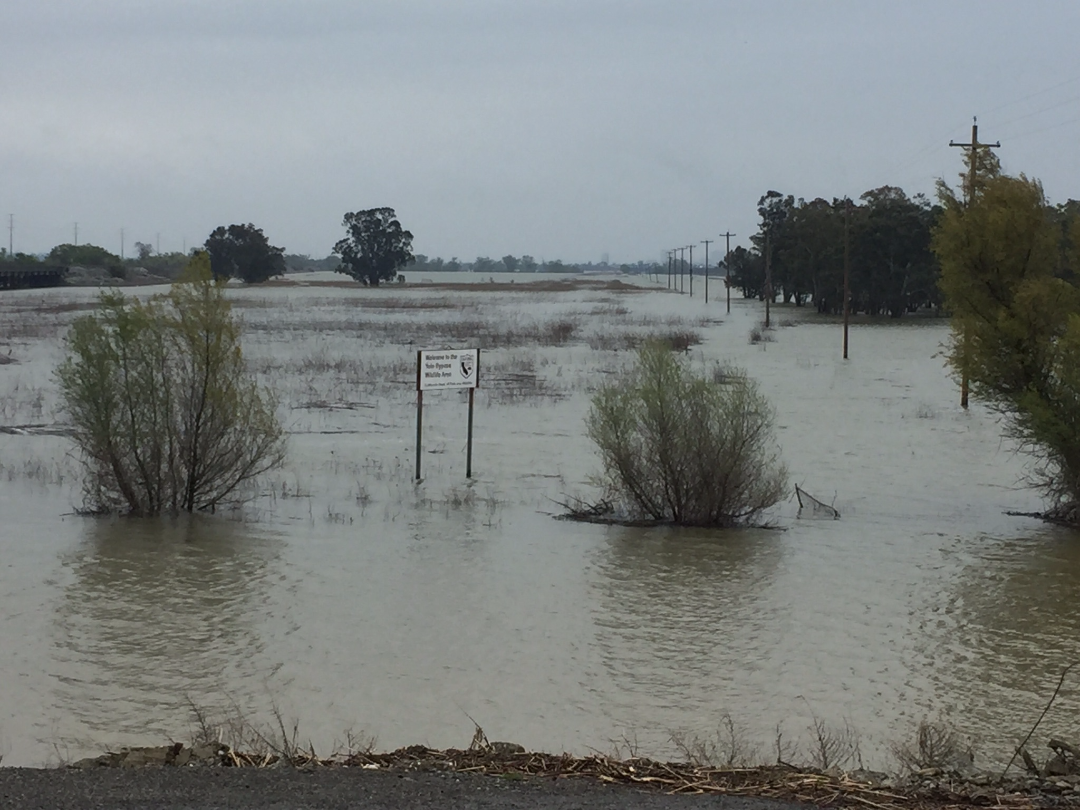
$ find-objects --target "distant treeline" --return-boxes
[726,186,1080,317]
[282,253,663,276]
[2,245,664,281]
[408,254,661,276]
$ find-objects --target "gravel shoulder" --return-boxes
[0,767,807,810]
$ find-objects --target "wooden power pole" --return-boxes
[701,239,713,303]
[720,232,734,314]
[843,200,851,360]
[950,118,999,409]
[688,244,694,297]
[764,231,772,328]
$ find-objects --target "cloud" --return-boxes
[2,1,1079,260]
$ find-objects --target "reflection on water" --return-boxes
[918,526,1080,759]
[592,527,782,695]
[51,516,284,745]
[587,527,784,745]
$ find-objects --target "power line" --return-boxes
[887,75,1080,184]
[1006,114,1080,143]
[995,93,1080,130]
[981,73,1080,119]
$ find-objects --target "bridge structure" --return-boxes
[0,265,68,290]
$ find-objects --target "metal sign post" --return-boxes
[415,348,480,481]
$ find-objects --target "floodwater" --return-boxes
[0,272,1077,769]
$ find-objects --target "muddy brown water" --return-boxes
[0,273,1077,768]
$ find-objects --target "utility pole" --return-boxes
[701,239,713,304]
[720,232,735,314]
[688,244,694,297]
[679,246,686,293]
[950,117,999,409]
[764,231,772,328]
[843,199,851,360]
[667,251,673,289]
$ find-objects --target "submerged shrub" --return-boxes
[56,253,285,515]
[586,341,787,526]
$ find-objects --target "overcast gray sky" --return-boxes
[3,1,1080,264]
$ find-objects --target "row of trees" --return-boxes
[727,182,1080,319]
[410,255,660,276]
[727,187,941,317]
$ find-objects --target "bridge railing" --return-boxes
[0,265,69,290]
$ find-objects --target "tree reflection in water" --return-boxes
[51,515,285,749]
[589,527,784,738]
[914,526,1080,762]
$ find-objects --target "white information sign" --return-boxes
[418,348,480,391]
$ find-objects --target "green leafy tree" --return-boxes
[282,253,340,274]
[520,255,537,273]
[727,245,763,299]
[785,197,843,309]
[473,256,498,274]
[854,187,940,316]
[48,243,125,278]
[745,186,944,317]
[333,208,414,286]
[750,191,794,302]
[501,254,519,273]
[11,252,42,266]
[56,252,285,515]
[205,223,286,284]
[586,342,788,526]
[934,171,1080,520]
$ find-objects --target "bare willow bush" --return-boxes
[57,253,285,515]
[891,719,970,773]
[586,342,787,526]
